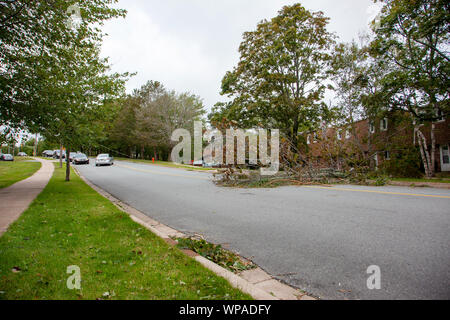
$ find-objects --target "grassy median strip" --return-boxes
[0,159,41,189]
[390,177,450,184]
[0,164,251,300]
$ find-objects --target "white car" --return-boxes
[193,160,205,167]
[95,154,114,166]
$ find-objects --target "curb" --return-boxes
[73,167,317,301]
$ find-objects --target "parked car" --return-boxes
[17,152,27,157]
[193,160,205,167]
[42,150,54,157]
[73,153,89,165]
[1,154,14,161]
[95,154,114,166]
[69,152,78,162]
[245,159,260,170]
[53,150,66,159]
[204,161,221,168]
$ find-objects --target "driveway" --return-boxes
[76,160,450,299]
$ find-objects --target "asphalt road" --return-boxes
[76,160,450,300]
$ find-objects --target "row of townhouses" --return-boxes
[303,113,450,173]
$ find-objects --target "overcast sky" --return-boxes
[101,0,383,113]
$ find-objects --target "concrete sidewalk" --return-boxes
[0,158,54,236]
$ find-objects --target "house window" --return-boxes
[384,151,390,160]
[443,145,449,164]
[337,129,342,140]
[380,118,388,131]
[369,121,375,134]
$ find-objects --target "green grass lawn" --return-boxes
[115,157,214,171]
[0,158,41,189]
[390,177,450,184]
[0,164,250,300]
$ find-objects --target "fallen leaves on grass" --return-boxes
[176,238,256,273]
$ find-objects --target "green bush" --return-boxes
[381,147,422,178]
[374,175,389,186]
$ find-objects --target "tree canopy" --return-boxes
[0,0,128,130]
[369,0,449,121]
[209,4,335,146]
[108,80,205,161]
[1,0,130,179]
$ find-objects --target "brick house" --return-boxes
[303,113,450,173]
[419,117,450,172]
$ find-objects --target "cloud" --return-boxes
[101,0,377,112]
[102,4,219,102]
[366,2,384,26]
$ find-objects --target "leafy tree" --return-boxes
[331,41,372,123]
[109,81,205,161]
[330,39,394,166]
[108,96,140,158]
[0,0,127,130]
[369,0,450,176]
[1,1,129,180]
[133,81,205,161]
[210,4,335,147]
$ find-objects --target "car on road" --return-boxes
[69,152,78,162]
[95,154,114,166]
[17,152,27,157]
[73,153,89,165]
[204,161,221,168]
[193,160,205,167]
[1,154,14,161]
[42,150,54,157]
[245,159,260,170]
[53,150,66,159]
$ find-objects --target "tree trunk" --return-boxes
[59,144,63,168]
[153,146,158,161]
[141,145,145,160]
[65,147,71,181]
[430,123,436,176]
[34,134,38,156]
[416,128,432,178]
[291,116,299,151]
